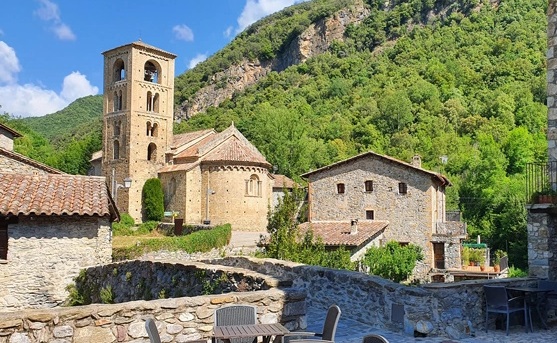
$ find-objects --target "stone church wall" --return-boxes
[0,216,112,312]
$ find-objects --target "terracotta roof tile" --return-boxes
[203,137,270,166]
[0,173,118,220]
[272,174,297,189]
[0,148,63,174]
[301,151,450,186]
[298,220,388,247]
[171,129,215,149]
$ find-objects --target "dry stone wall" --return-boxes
[208,257,537,340]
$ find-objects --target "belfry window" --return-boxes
[144,61,159,83]
[113,59,125,82]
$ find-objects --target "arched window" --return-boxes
[113,59,125,82]
[113,140,120,160]
[147,143,157,161]
[113,91,119,112]
[117,90,123,110]
[114,120,121,136]
[151,123,158,137]
[146,122,152,136]
[153,93,159,113]
[245,174,262,197]
[144,61,160,83]
[146,91,153,111]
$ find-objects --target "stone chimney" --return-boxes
[412,155,422,168]
[350,219,358,235]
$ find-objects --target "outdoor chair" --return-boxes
[284,305,341,343]
[214,304,257,343]
[145,318,161,343]
[484,285,527,335]
[362,334,390,343]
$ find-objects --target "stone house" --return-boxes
[0,173,118,311]
[92,41,278,231]
[301,151,467,279]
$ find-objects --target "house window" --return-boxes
[365,180,373,192]
[337,183,345,194]
[0,223,7,260]
[398,182,407,194]
[366,210,374,220]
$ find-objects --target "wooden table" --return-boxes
[506,286,553,331]
[212,323,290,343]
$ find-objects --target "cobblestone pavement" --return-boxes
[305,306,557,343]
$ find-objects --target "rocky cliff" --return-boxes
[176,0,370,120]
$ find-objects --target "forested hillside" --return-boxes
[0,0,547,268]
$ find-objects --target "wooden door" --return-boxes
[433,242,445,269]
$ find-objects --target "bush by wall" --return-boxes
[142,178,164,221]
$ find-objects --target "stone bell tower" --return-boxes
[101,41,176,222]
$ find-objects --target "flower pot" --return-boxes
[480,265,486,271]
[494,265,500,272]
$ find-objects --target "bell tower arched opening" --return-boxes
[113,58,125,82]
[144,61,161,83]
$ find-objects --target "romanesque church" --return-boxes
[91,41,284,231]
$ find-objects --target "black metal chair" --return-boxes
[484,285,527,335]
[362,334,390,343]
[285,305,341,342]
[214,305,257,343]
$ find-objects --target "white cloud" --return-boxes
[60,72,99,102]
[0,41,21,84]
[236,0,309,34]
[34,0,76,41]
[223,26,233,38]
[188,54,208,69]
[173,24,194,42]
[53,23,76,41]
[0,42,98,117]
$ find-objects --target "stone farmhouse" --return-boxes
[90,41,280,231]
[0,124,118,311]
[301,151,467,281]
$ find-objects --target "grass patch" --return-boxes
[112,224,232,261]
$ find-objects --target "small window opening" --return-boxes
[151,123,158,137]
[113,140,120,160]
[146,122,152,136]
[113,59,125,82]
[337,183,345,194]
[144,61,159,83]
[114,121,121,136]
[245,174,261,197]
[366,210,374,220]
[399,182,408,194]
[365,180,373,192]
[117,90,123,110]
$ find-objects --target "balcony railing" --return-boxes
[526,162,557,203]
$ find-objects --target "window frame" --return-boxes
[398,182,408,194]
[365,180,373,192]
[337,183,345,194]
[366,210,374,220]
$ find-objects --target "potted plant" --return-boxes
[493,250,506,272]
[462,247,470,268]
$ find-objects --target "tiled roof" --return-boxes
[103,40,177,58]
[0,123,22,138]
[174,134,216,160]
[0,148,63,174]
[171,129,215,149]
[272,174,297,189]
[298,220,388,247]
[90,150,102,162]
[0,173,118,220]
[203,137,270,166]
[301,151,451,186]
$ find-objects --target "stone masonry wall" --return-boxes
[0,289,306,343]
[209,257,536,340]
[307,155,441,267]
[528,210,557,279]
[0,155,50,174]
[0,216,112,312]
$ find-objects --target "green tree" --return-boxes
[362,241,423,283]
[142,178,164,221]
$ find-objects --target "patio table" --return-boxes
[506,286,553,332]
[212,323,290,343]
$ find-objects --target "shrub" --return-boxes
[112,213,135,236]
[112,224,232,260]
[362,241,424,283]
[508,265,528,278]
[142,178,164,221]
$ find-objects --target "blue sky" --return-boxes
[0,0,306,117]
